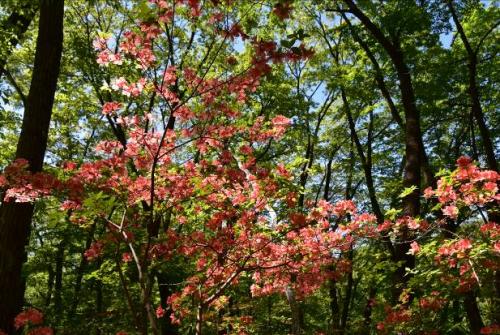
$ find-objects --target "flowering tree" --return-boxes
[0,1,498,334]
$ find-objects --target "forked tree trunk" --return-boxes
[0,0,64,333]
[343,0,420,304]
[446,0,497,172]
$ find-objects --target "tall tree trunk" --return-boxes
[338,152,355,334]
[95,278,104,335]
[0,1,64,332]
[342,11,436,188]
[464,292,484,335]
[324,148,341,334]
[343,0,420,303]
[446,1,497,326]
[446,0,497,172]
[287,97,331,334]
[342,88,383,223]
[343,0,422,216]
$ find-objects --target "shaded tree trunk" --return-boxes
[343,0,420,303]
[53,239,66,315]
[329,279,341,334]
[339,248,354,333]
[343,0,422,216]
[464,292,484,335]
[0,0,64,332]
[95,278,104,335]
[157,271,180,335]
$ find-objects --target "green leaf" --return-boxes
[385,208,402,220]
[399,185,418,198]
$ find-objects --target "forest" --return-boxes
[0,0,498,334]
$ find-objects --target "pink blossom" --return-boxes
[442,205,459,219]
[14,308,44,329]
[102,102,122,115]
[156,306,165,318]
[409,241,421,255]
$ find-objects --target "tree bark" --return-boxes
[329,279,341,334]
[464,292,484,335]
[363,287,376,330]
[0,0,64,332]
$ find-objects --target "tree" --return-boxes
[0,0,64,332]
[0,1,498,334]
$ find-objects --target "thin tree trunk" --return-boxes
[339,248,354,333]
[95,278,103,335]
[338,153,355,334]
[288,96,332,333]
[446,0,497,172]
[69,222,97,317]
[196,303,204,335]
[342,88,383,223]
[0,1,64,332]
[329,279,341,334]
[116,253,145,334]
[53,239,65,315]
